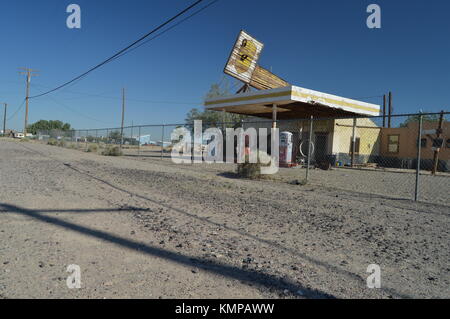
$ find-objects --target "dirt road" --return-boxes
[0,140,448,298]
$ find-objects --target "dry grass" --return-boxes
[47,138,58,146]
[101,145,123,156]
[87,144,98,153]
[236,151,272,179]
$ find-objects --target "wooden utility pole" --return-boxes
[431,111,445,175]
[120,88,125,149]
[2,103,7,136]
[388,91,393,128]
[382,94,386,127]
[19,68,39,134]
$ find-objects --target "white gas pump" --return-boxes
[280,132,293,167]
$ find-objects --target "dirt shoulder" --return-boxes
[1,140,448,298]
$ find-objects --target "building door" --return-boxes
[315,133,328,162]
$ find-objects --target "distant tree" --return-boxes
[399,113,445,127]
[205,81,230,100]
[186,80,247,127]
[108,130,121,141]
[27,120,72,135]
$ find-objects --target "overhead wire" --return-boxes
[31,82,202,105]
[44,95,118,126]
[110,0,220,62]
[7,99,26,121]
[29,0,211,99]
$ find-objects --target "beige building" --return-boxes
[380,121,449,171]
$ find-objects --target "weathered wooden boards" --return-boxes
[250,65,289,90]
[224,30,289,91]
[224,30,264,84]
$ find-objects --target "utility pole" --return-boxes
[431,111,445,175]
[19,68,39,134]
[120,88,125,149]
[382,94,386,128]
[2,103,7,137]
[388,91,393,128]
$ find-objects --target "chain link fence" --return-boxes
[35,112,449,205]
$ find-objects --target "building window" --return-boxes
[349,137,360,154]
[432,138,444,149]
[387,135,400,154]
[420,138,427,148]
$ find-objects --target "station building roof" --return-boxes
[204,85,380,119]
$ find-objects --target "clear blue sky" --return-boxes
[0,0,449,130]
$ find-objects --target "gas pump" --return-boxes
[280,132,294,167]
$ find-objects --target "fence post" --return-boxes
[351,117,357,167]
[130,124,134,148]
[161,124,165,160]
[414,114,423,201]
[85,130,88,151]
[138,126,141,157]
[106,129,109,145]
[306,116,313,182]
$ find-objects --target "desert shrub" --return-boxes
[164,145,173,153]
[87,144,98,153]
[47,138,58,146]
[290,179,308,186]
[237,151,272,179]
[58,140,66,147]
[101,145,123,156]
[68,143,77,149]
[237,161,261,179]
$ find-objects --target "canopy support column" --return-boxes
[272,104,277,129]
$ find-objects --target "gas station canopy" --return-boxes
[204,85,380,119]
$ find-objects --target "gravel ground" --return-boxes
[0,139,449,299]
[121,147,450,205]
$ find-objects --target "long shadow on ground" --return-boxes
[0,203,333,299]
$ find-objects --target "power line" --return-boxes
[45,95,117,125]
[7,99,26,121]
[64,95,202,105]
[110,0,220,62]
[351,95,384,101]
[31,82,201,105]
[29,0,207,99]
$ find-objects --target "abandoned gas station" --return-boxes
[204,30,449,171]
[205,84,382,167]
